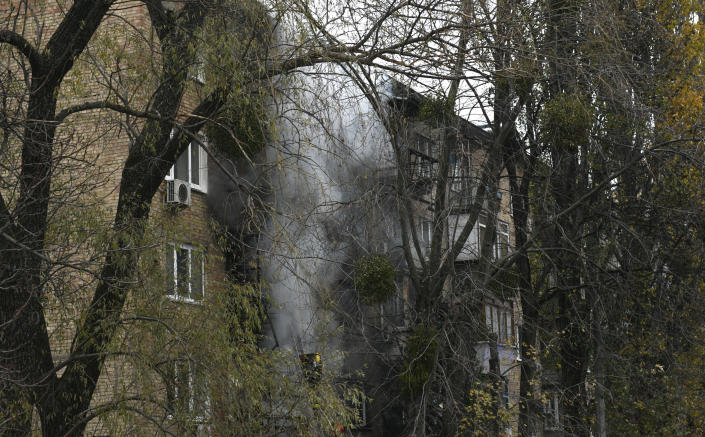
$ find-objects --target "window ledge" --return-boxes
[474,340,519,350]
[164,177,207,195]
[389,325,411,333]
[166,413,211,424]
[165,294,203,305]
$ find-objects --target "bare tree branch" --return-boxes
[0,29,45,73]
[54,101,161,124]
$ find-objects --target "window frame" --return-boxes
[421,219,432,250]
[483,299,514,345]
[408,134,438,182]
[191,57,205,85]
[378,277,408,332]
[380,290,406,331]
[166,243,205,303]
[449,153,473,209]
[543,392,561,431]
[478,212,488,256]
[495,220,510,259]
[166,133,208,194]
[477,214,511,260]
[167,358,210,421]
[351,387,368,428]
[509,193,514,217]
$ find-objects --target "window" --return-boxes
[343,383,367,429]
[191,57,205,84]
[381,291,405,330]
[416,136,435,158]
[478,213,488,255]
[449,155,473,209]
[500,377,510,409]
[477,215,511,259]
[408,136,438,182]
[410,151,434,180]
[509,193,514,217]
[450,155,461,193]
[166,244,204,302]
[543,392,561,431]
[495,221,510,259]
[348,387,367,428]
[166,134,208,193]
[421,220,432,249]
[484,300,514,344]
[167,359,210,419]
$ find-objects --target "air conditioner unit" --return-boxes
[165,179,191,207]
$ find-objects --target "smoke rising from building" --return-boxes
[208,68,395,356]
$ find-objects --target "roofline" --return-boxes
[386,79,491,144]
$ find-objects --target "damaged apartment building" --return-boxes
[1,1,533,436]
[216,73,526,435]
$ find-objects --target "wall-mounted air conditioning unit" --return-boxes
[165,179,191,207]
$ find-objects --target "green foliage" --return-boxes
[539,93,592,150]
[354,253,396,304]
[419,95,454,123]
[400,324,438,398]
[197,0,271,161]
[204,98,268,161]
[457,380,511,436]
[100,235,359,436]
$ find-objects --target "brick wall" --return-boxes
[2,2,226,434]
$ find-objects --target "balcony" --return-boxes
[474,299,520,375]
[448,212,510,262]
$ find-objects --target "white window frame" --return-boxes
[353,388,367,428]
[169,359,210,421]
[484,300,514,345]
[478,215,511,259]
[421,219,432,250]
[166,132,208,193]
[509,193,514,217]
[495,220,510,259]
[450,158,462,193]
[191,57,205,84]
[345,384,368,429]
[544,392,561,431]
[380,289,406,331]
[166,243,205,303]
[478,213,488,256]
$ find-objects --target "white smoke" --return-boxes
[258,66,394,355]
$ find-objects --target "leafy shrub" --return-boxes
[419,95,454,122]
[539,93,592,150]
[400,325,438,398]
[354,253,396,304]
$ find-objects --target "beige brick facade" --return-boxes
[2,2,226,434]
